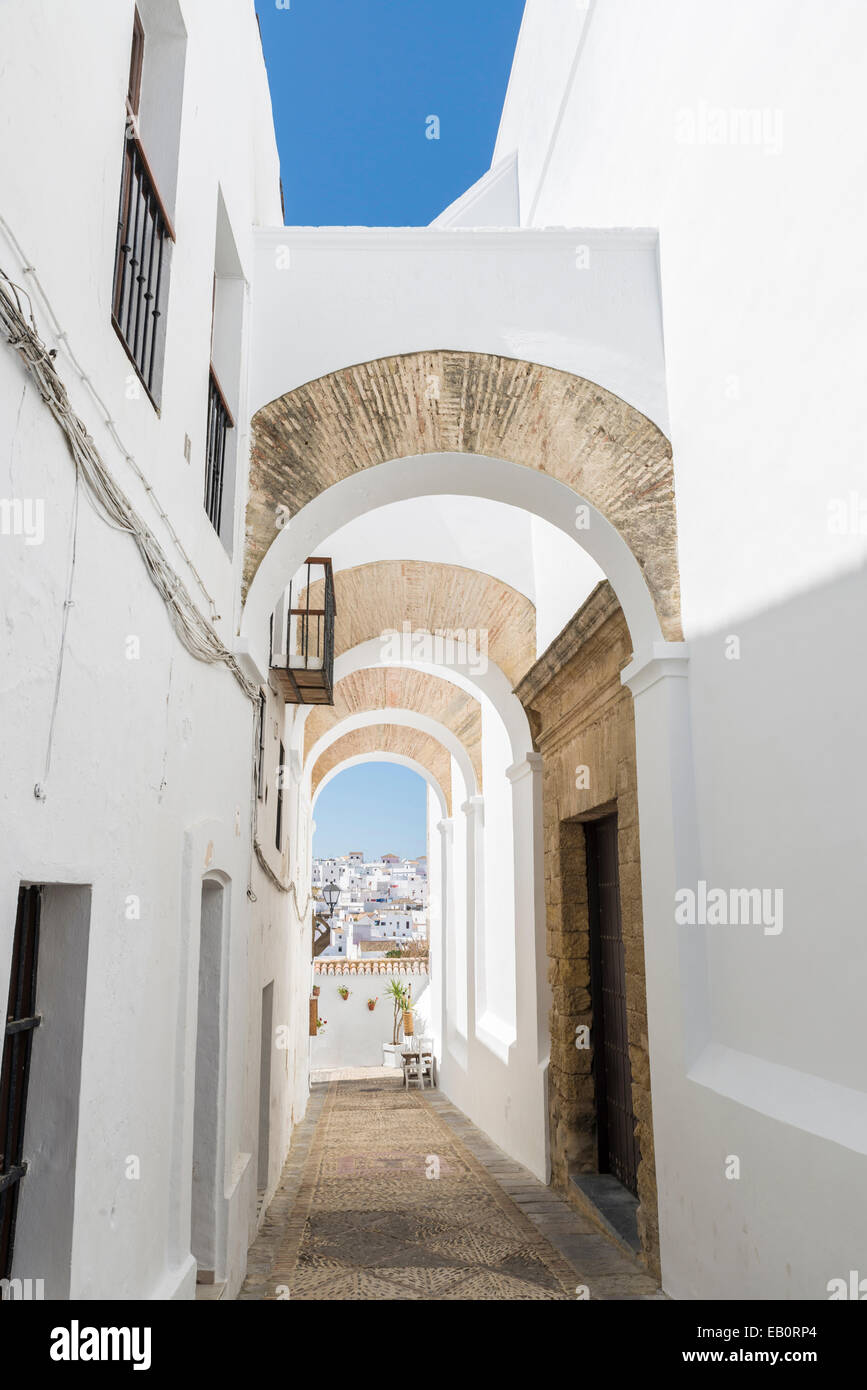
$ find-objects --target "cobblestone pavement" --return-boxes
[239,1077,663,1301]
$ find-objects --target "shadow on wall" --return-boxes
[685,560,867,1082]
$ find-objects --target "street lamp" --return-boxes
[322,880,340,922]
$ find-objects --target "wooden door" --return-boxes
[585,817,639,1195]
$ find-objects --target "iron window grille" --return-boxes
[204,365,234,534]
[275,741,285,853]
[111,108,175,407]
[256,692,267,800]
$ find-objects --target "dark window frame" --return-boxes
[256,692,266,800]
[111,8,176,410]
[1,885,43,1279]
[128,7,145,114]
[275,741,285,853]
[204,364,233,535]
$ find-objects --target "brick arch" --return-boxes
[246,351,680,638]
[303,559,537,687]
[310,724,455,814]
[304,667,483,790]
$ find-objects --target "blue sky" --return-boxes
[313,763,428,860]
[259,2,523,859]
[254,0,526,225]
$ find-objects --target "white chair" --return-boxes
[401,1040,422,1089]
[418,1037,436,1089]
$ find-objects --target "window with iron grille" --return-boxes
[275,742,285,853]
[256,692,266,800]
[204,366,233,535]
[111,6,176,408]
[1,885,43,1280]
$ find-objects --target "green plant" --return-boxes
[383,979,410,1045]
[337,986,350,1000]
[316,1017,327,1032]
[383,980,416,1043]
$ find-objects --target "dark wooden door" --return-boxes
[585,817,639,1195]
[0,885,43,1279]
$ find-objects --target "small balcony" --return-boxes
[269,557,335,705]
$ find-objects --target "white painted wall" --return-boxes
[311,972,433,1070]
[3,0,859,1306]
[498,0,867,1298]
[250,227,669,434]
[0,0,305,1303]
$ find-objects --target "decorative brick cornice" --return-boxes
[514,581,622,705]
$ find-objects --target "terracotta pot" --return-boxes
[312,985,320,997]
[367,1001,376,1011]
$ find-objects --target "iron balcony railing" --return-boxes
[269,558,335,705]
[204,365,233,534]
[111,111,175,406]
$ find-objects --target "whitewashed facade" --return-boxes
[0,0,864,1303]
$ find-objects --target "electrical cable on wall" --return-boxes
[0,269,258,705]
[34,457,80,801]
[1,248,312,916]
[0,215,220,621]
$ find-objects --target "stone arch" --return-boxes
[304,667,483,790]
[245,351,679,639]
[333,638,534,763]
[300,559,537,688]
[310,724,461,814]
[312,753,448,821]
[306,710,478,803]
[241,454,670,664]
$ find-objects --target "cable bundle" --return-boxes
[0,270,257,702]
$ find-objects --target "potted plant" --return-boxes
[312,985,320,997]
[367,997,377,1011]
[401,982,415,1037]
[381,979,410,1067]
[337,986,350,1000]
[316,1016,327,1033]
